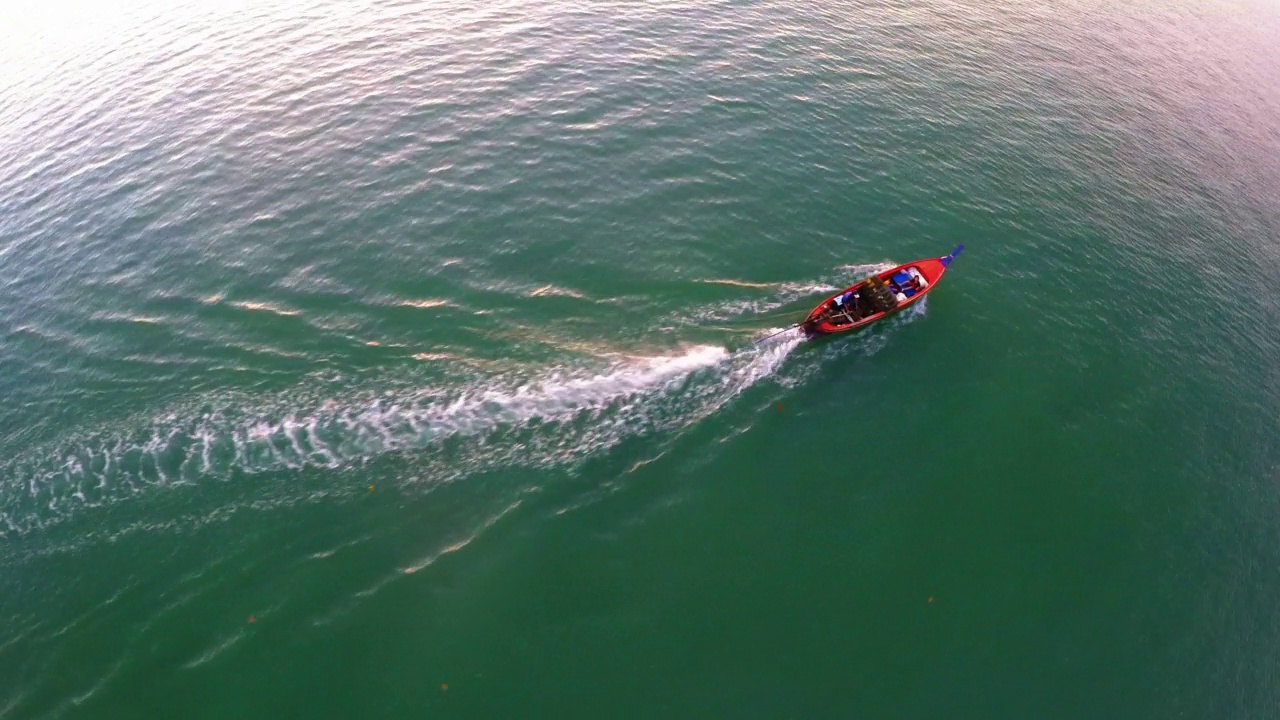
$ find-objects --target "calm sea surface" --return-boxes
[1,0,1278,717]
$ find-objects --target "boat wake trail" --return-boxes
[688,263,893,324]
[0,333,807,537]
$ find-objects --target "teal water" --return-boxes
[2,0,1279,717]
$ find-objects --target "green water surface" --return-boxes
[1,0,1278,717]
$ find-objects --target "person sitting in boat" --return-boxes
[830,289,857,313]
[825,290,859,322]
[890,269,926,300]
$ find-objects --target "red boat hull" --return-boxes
[802,248,962,335]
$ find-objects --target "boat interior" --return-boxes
[820,266,929,328]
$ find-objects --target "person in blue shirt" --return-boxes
[829,289,860,322]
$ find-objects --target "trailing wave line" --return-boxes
[685,263,893,325]
[0,337,804,537]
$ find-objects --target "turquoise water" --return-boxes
[1,0,1278,717]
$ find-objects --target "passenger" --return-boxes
[895,269,924,298]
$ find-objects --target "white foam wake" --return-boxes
[0,257,926,539]
[0,341,800,536]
